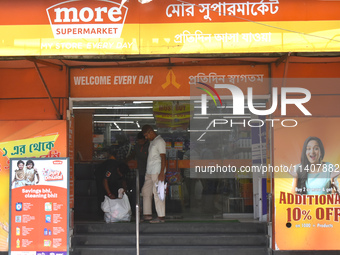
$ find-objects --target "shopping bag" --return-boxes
[101,193,132,223]
[155,181,167,201]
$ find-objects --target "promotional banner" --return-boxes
[0,121,67,251]
[9,158,69,255]
[153,101,191,129]
[274,118,340,250]
[0,0,340,55]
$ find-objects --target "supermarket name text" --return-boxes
[46,0,128,39]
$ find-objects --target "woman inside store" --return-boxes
[290,136,340,195]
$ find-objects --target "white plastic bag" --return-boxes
[101,193,132,223]
[155,181,167,201]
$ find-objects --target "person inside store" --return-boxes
[290,136,340,195]
[95,146,128,214]
[129,131,149,189]
[12,160,26,188]
[116,134,133,162]
[25,160,39,185]
[141,125,166,223]
[127,132,149,215]
[102,147,128,200]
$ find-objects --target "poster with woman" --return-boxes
[274,117,340,250]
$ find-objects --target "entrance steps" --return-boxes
[71,221,270,255]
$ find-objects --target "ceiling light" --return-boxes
[112,106,153,109]
[74,106,153,110]
[193,116,209,119]
[93,114,128,117]
[113,121,134,123]
[128,114,153,117]
[73,106,113,109]
[187,129,231,132]
[93,121,134,124]
[120,116,154,119]
[133,101,153,104]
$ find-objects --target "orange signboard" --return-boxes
[0,0,340,55]
[70,65,269,97]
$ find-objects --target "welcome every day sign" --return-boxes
[0,0,340,55]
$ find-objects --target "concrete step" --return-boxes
[72,233,268,246]
[71,222,269,255]
[74,222,267,234]
[71,245,270,255]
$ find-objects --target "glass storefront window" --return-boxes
[73,99,264,217]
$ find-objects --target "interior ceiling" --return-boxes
[1,53,340,69]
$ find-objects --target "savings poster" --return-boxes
[274,118,340,250]
[0,120,67,251]
[9,158,69,255]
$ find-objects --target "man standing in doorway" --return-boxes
[141,125,166,223]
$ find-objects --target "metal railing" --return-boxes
[135,169,140,255]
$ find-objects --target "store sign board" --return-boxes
[0,0,340,55]
[0,121,68,252]
[46,0,128,39]
[70,65,269,97]
[9,158,69,255]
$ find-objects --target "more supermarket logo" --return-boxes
[46,0,128,39]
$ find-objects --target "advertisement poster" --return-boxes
[9,158,69,255]
[274,118,340,250]
[0,120,67,251]
[153,101,191,130]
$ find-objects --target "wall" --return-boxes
[74,110,94,162]
[0,65,68,120]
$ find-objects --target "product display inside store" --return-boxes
[72,99,266,220]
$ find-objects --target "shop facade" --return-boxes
[0,0,340,253]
